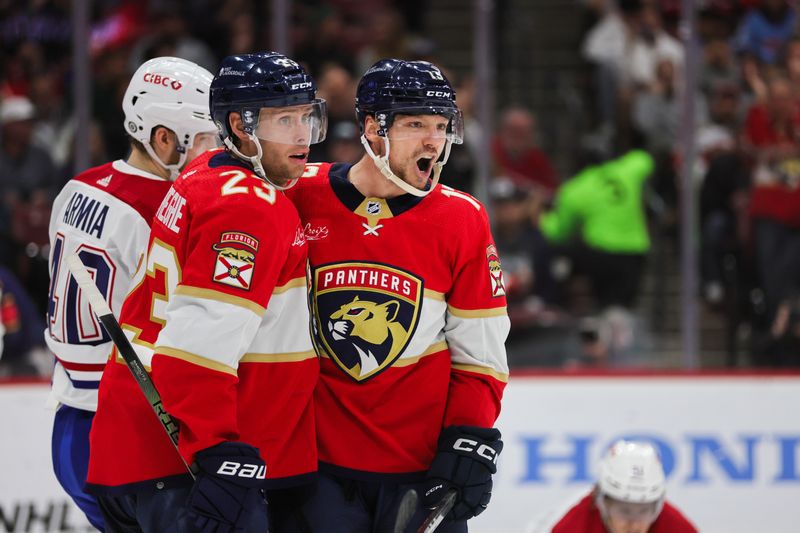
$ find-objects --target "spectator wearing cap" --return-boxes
[493,176,561,305]
[0,96,58,208]
[0,96,57,315]
[327,121,362,165]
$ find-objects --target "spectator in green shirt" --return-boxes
[539,149,654,310]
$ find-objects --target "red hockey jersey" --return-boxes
[286,163,509,479]
[87,149,318,493]
[551,494,698,533]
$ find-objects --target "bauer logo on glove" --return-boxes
[216,460,267,479]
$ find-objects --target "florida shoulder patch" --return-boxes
[486,244,506,297]
[212,231,259,290]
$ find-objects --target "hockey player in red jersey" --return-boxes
[285,59,509,532]
[46,56,217,530]
[86,52,327,532]
[550,440,698,533]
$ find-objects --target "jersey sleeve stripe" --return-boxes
[69,378,102,390]
[447,305,508,318]
[393,341,448,367]
[424,288,445,301]
[155,346,238,376]
[240,350,317,363]
[174,285,266,315]
[55,356,107,372]
[451,363,509,383]
[273,277,306,294]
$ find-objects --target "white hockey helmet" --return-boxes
[596,440,666,504]
[123,56,216,179]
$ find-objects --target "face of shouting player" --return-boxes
[383,114,449,191]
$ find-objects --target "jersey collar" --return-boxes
[112,160,168,181]
[328,162,425,216]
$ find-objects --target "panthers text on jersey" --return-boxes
[286,162,510,480]
[46,160,173,411]
[87,149,318,493]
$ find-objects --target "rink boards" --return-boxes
[1,373,799,532]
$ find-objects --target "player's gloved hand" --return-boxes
[421,426,503,521]
[184,441,267,533]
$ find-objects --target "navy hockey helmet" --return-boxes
[355,59,463,197]
[211,52,327,143]
[209,51,327,185]
[355,59,463,143]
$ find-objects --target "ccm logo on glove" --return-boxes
[453,438,499,464]
[216,461,267,479]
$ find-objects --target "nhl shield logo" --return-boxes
[313,262,423,382]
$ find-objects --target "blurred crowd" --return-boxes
[1,0,800,375]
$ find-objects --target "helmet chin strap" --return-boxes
[224,134,298,190]
[142,142,187,181]
[361,134,454,198]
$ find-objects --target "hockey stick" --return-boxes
[418,488,457,533]
[393,489,418,533]
[65,254,198,478]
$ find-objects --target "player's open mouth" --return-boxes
[289,151,309,163]
[415,156,434,177]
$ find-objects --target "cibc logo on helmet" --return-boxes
[143,73,183,91]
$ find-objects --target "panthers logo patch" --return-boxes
[313,262,423,382]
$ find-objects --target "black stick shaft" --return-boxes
[66,254,198,478]
[418,489,457,533]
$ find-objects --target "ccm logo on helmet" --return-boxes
[426,90,451,98]
[216,461,267,479]
[453,438,498,464]
[143,73,183,91]
[292,82,313,90]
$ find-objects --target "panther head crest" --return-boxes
[327,296,409,377]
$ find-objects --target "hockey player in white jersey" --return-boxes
[45,56,217,530]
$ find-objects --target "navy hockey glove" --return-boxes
[422,426,503,522]
[185,441,267,533]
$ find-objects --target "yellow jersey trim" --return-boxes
[175,285,266,315]
[240,350,318,363]
[447,305,508,319]
[156,346,238,376]
[452,363,509,383]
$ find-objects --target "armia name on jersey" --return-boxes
[61,191,109,238]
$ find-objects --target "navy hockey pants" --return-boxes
[52,404,106,531]
[271,470,468,533]
[97,485,268,532]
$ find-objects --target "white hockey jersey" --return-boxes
[45,160,172,411]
